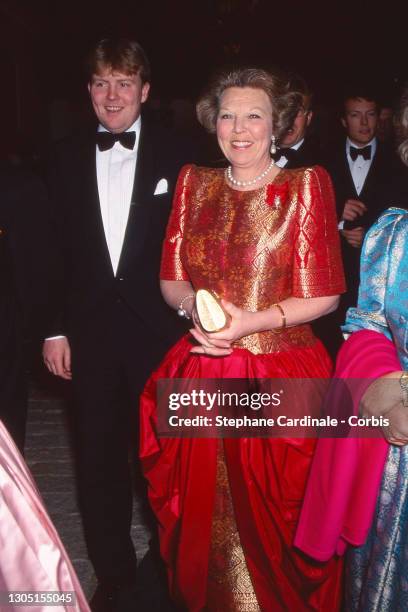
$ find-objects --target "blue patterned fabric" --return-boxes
[343,208,408,610]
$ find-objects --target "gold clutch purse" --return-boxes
[195,289,230,333]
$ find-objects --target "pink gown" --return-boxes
[0,420,90,611]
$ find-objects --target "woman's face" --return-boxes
[216,87,273,172]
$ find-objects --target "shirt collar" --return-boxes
[290,138,304,152]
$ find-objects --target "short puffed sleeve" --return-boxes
[160,164,194,281]
[292,166,346,297]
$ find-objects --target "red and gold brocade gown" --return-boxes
[140,164,346,611]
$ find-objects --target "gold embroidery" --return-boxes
[162,165,345,354]
[235,325,316,355]
[161,166,193,281]
[187,169,342,302]
[207,442,260,611]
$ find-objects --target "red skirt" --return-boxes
[140,335,343,611]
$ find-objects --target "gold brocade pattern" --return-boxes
[161,165,345,354]
[236,323,315,355]
[156,165,345,608]
[207,442,260,611]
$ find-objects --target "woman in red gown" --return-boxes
[140,68,345,611]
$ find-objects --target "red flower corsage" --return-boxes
[266,182,289,207]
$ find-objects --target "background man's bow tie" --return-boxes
[349,145,371,161]
[272,147,297,163]
[96,131,136,151]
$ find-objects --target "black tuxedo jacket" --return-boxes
[325,140,408,228]
[325,140,408,307]
[283,137,323,169]
[46,119,194,346]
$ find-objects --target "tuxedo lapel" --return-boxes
[131,121,156,206]
[341,150,358,199]
[77,136,114,276]
[117,122,157,272]
[359,145,382,202]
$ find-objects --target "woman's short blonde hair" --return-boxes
[196,67,302,143]
[397,86,408,166]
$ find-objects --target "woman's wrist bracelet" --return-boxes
[177,294,195,319]
[400,371,408,407]
[271,302,286,334]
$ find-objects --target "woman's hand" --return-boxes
[382,403,408,446]
[189,300,256,357]
[188,294,340,356]
[360,371,408,445]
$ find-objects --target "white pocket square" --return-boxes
[154,178,168,195]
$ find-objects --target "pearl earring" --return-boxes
[270,135,277,155]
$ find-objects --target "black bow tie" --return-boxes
[349,145,371,161]
[272,148,297,163]
[96,131,136,151]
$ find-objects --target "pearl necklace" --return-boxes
[226,158,275,187]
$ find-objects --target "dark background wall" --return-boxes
[0,0,406,157]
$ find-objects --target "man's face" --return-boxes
[281,97,313,148]
[88,66,150,133]
[341,97,378,146]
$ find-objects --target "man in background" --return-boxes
[325,88,408,354]
[273,74,323,168]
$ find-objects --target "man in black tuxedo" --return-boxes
[43,38,192,611]
[325,89,408,352]
[0,163,52,451]
[273,75,323,169]
[271,75,339,352]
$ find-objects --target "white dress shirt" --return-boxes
[346,136,377,196]
[96,117,141,275]
[275,138,304,168]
